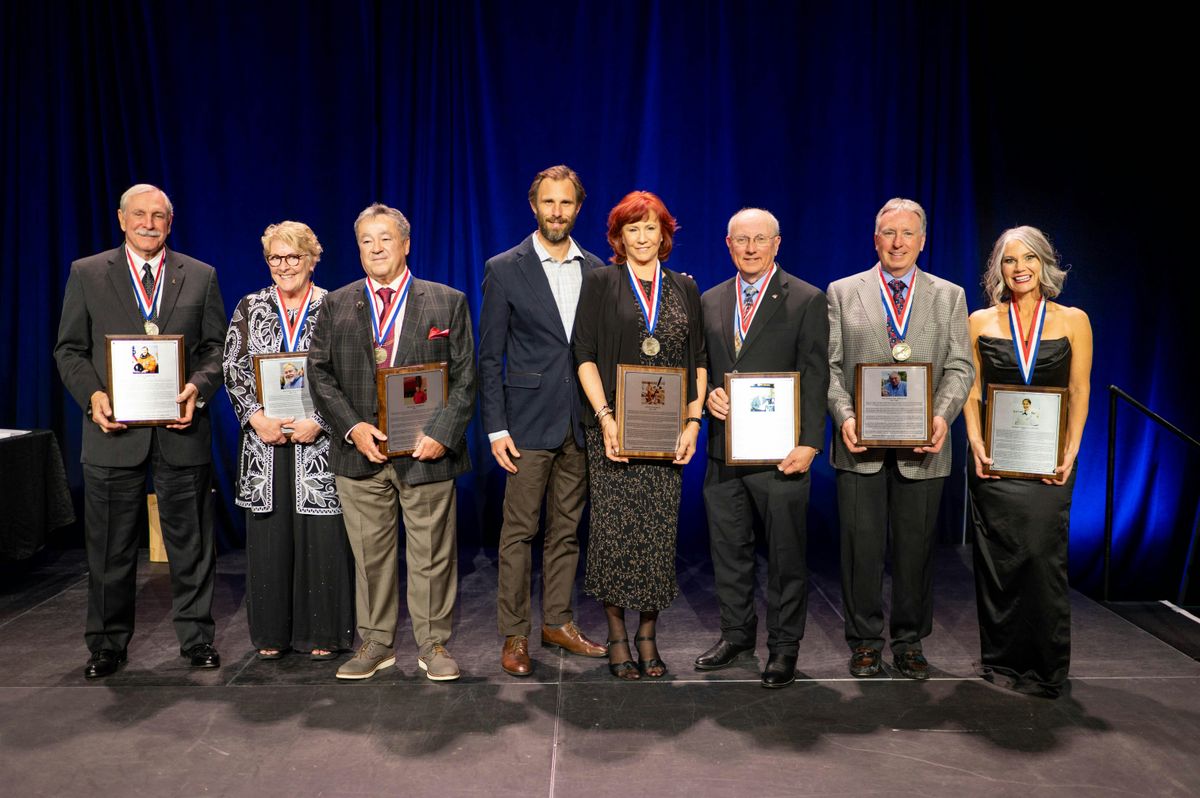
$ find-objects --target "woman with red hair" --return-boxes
[574,191,707,680]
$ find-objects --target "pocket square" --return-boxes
[428,326,450,339]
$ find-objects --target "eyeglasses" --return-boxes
[267,254,306,268]
[730,235,777,248]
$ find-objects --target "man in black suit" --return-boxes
[478,165,608,677]
[308,203,476,682]
[55,183,227,678]
[694,208,829,688]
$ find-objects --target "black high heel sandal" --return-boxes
[635,634,667,678]
[607,638,640,681]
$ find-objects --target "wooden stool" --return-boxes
[147,494,168,563]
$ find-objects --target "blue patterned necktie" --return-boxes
[887,279,906,345]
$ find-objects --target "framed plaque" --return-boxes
[854,362,933,447]
[376,362,449,458]
[253,352,315,436]
[615,364,686,459]
[984,384,1067,479]
[105,335,185,426]
[725,371,800,465]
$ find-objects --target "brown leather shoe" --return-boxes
[501,635,532,676]
[541,621,607,658]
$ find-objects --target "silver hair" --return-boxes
[727,207,781,237]
[982,225,1068,306]
[119,183,173,215]
[874,198,926,235]
[354,203,411,239]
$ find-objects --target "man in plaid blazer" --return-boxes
[308,203,476,682]
[826,198,973,681]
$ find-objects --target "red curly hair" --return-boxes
[605,191,679,264]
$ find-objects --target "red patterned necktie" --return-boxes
[375,287,396,368]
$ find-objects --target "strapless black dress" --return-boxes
[969,335,1075,698]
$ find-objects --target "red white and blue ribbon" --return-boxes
[275,283,314,353]
[1009,297,1046,385]
[877,266,916,342]
[626,262,661,337]
[127,249,164,323]
[365,270,412,351]
[733,263,776,351]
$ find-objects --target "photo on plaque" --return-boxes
[106,335,184,426]
[854,362,932,447]
[984,384,1067,479]
[725,372,800,465]
[253,353,316,434]
[376,362,448,458]
[615,364,685,459]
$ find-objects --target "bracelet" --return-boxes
[595,406,613,421]
[685,416,703,427]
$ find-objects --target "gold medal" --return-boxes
[641,336,660,356]
[891,342,911,362]
[144,321,159,335]
[374,346,388,364]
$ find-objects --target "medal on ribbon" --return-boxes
[275,283,314,353]
[627,263,662,356]
[732,263,776,355]
[127,250,165,335]
[1009,297,1046,385]
[878,267,915,361]
[365,270,411,365]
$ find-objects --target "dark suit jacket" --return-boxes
[477,234,603,449]
[307,276,476,484]
[54,245,227,467]
[702,266,830,465]
[573,263,706,426]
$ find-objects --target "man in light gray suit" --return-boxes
[826,198,973,680]
[308,203,476,682]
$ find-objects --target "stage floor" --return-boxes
[3,546,1199,797]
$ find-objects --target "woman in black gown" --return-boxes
[574,191,707,680]
[963,226,1092,697]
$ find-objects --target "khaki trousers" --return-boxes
[496,431,588,636]
[337,465,457,653]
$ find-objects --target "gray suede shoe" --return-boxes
[336,640,396,680]
[417,644,461,681]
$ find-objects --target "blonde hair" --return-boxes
[982,225,1068,306]
[261,221,323,261]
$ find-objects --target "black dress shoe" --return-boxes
[893,650,931,680]
[761,653,797,689]
[84,649,127,679]
[182,643,221,669]
[849,646,882,677]
[694,639,753,671]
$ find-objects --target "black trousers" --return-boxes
[703,460,810,656]
[82,431,215,653]
[245,446,355,652]
[836,456,944,656]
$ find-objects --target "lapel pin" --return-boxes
[771,293,778,299]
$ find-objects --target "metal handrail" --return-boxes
[1104,385,1200,603]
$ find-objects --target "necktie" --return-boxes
[887,279,906,345]
[376,287,396,368]
[142,263,156,318]
[743,284,758,310]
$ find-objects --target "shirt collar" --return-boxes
[879,263,917,289]
[532,232,582,264]
[125,244,165,270]
[366,269,408,294]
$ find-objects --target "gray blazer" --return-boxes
[826,266,973,479]
[307,276,476,484]
[54,246,227,467]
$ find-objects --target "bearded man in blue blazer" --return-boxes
[478,165,608,676]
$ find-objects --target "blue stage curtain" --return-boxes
[3,1,1193,595]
